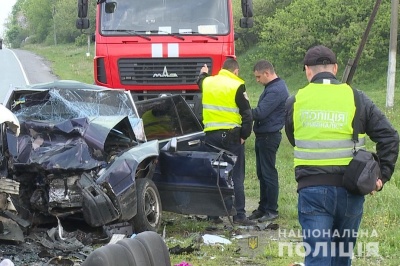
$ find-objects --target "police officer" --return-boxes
[285,45,399,265]
[197,58,255,226]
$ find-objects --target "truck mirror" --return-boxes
[239,17,254,28]
[76,18,90,30]
[241,0,253,18]
[78,0,89,18]
[105,2,117,14]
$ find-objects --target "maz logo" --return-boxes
[153,66,178,78]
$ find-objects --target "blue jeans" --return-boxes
[205,130,246,219]
[255,132,282,214]
[298,186,365,266]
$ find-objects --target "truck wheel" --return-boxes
[134,231,171,266]
[116,232,171,266]
[82,243,135,266]
[132,178,162,233]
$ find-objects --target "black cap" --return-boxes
[303,45,337,70]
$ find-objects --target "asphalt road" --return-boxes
[0,48,58,103]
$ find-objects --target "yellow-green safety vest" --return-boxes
[293,82,366,167]
[202,69,243,132]
[142,110,173,139]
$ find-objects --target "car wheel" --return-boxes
[132,178,162,233]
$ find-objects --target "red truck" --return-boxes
[76,0,253,106]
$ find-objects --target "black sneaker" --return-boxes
[258,212,278,222]
[233,217,257,226]
[248,209,265,220]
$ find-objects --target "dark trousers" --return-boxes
[205,130,246,219]
[255,132,282,214]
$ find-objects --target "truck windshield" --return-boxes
[100,0,229,36]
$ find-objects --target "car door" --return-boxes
[135,95,236,217]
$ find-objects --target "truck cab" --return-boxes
[76,0,253,105]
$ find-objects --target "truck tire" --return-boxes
[82,243,135,266]
[116,238,151,266]
[132,178,162,233]
[134,231,171,266]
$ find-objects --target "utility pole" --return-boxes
[386,0,398,108]
[341,0,382,84]
[86,34,91,57]
[53,5,57,46]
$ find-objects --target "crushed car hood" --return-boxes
[5,86,144,172]
[7,116,137,171]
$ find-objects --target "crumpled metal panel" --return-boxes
[7,88,144,172]
[96,140,159,196]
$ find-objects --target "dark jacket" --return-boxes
[197,72,253,140]
[252,78,289,136]
[285,72,399,190]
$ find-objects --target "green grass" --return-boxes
[22,43,400,266]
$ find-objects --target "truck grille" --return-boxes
[118,58,212,85]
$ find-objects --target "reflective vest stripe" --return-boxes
[295,136,366,149]
[145,121,171,127]
[204,122,240,128]
[294,149,355,160]
[202,104,239,113]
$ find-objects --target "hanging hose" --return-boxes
[214,149,235,228]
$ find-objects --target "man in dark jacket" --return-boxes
[285,45,399,266]
[248,60,289,222]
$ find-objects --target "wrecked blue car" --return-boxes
[0,80,236,233]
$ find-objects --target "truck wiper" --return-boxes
[102,30,151,40]
[190,32,219,40]
[148,30,185,40]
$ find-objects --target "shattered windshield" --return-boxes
[100,0,229,35]
[11,89,137,122]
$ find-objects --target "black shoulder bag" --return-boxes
[342,88,381,195]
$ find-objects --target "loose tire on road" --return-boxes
[116,232,171,266]
[134,231,171,265]
[81,243,135,266]
[132,178,162,233]
[83,231,171,266]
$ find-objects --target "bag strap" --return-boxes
[351,87,361,143]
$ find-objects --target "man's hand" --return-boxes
[200,64,209,74]
[370,179,383,195]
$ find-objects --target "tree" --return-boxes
[23,0,53,43]
[255,0,391,75]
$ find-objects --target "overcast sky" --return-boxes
[0,0,17,38]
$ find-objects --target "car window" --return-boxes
[11,89,136,121]
[171,96,203,134]
[136,96,202,141]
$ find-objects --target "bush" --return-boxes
[75,34,89,46]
